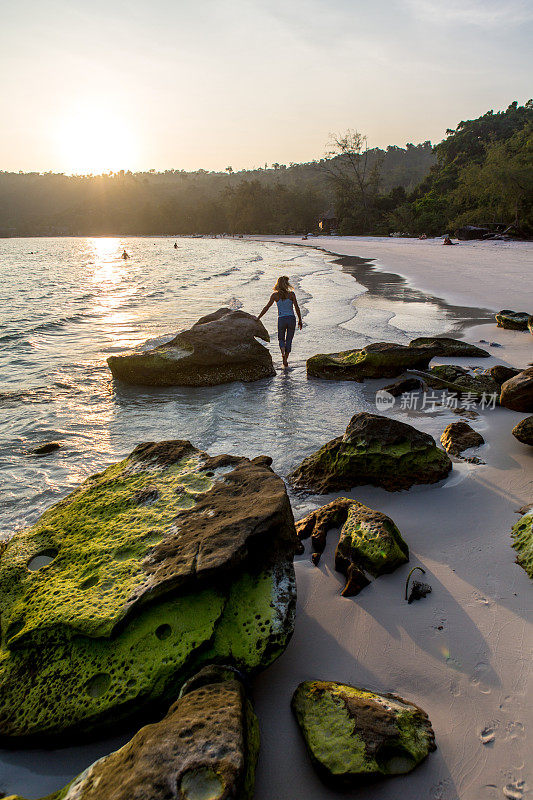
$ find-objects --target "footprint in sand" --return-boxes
[470,661,491,693]
[431,778,456,799]
[503,780,524,799]
[504,721,524,740]
[479,724,496,745]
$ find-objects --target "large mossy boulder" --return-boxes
[107,308,275,386]
[0,441,297,743]
[306,342,433,381]
[289,412,452,493]
[6,665,259,800]
[495,310,531,330]
[292,680,436,788]
[440,421,484,456]
[512,416,533,446]
[511,512,533,578]
[500,367,533,412]
[409,336,489,358]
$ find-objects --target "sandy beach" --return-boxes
[249,236,532,800]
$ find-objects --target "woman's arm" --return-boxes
[291,293,303,329]
[257,293,276,320]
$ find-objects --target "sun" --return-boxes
[56,107,139,175]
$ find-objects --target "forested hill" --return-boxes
[0,143,434,237]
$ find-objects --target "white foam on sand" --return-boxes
[250,236,532,800]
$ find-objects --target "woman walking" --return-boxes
[257,276,303,369]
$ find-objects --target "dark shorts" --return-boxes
[278,316,296,353]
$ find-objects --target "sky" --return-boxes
[1,0,531,174]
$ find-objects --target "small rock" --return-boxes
[440,422,484,456]
[452,407,479,419]
[500,367,533,412]
[31,442,60,456]
[292,680,436,787]
[495,310,531,331]
[382,377,424,397]
[512,416,533,446]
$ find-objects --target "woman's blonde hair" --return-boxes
[273,275,293,299]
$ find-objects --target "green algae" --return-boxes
[511,513,533,578]
[292,680,435,786]
[337,504,409,577]
[0,451,214,649]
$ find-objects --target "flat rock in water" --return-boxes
[306,342,433,381]
[31,442,61,455]
[107,308,275,386]
[495,310,531,330]
[292,680,436,788]
[0,441,297,742]
[512,415,533,446]
[440,421,484,456]
[289,412,452,493]
[511,512,533,578]
[418,364,499,399]
[500,367,533,412]
[409,336,490,357]
[6,665,259,800]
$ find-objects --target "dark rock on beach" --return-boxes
[7,665,259,800]
[500,368,533,412]
[415,364,499,399]
[440,421,484,456]
[409,336,490,358]
[107,308,275,386]
[489,365,521,386]
[289,412,452,493]
[512,416,533,446]
[495,310,531,330]
[382,377,424,397]
[0,440,297,742]
[307,342,433,381]
[31,442,60,455]
[511,512,533,578]
[292,680,436,788]
[296,497,357,554]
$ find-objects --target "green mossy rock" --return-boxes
[292,680,436,788]
[307,342,433,381]
[500,368,533,412]
[0,442,297,742]
[107,308,275,386]
[495,310,531,330]
[415,364,500,399]
[409,337,489,357]
[289,412,452,493]
[335,503,409,596]
[7,666,259,800]
[512,416,533,446]
[511,512,533,578]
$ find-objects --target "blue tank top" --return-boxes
[276,296,295,318]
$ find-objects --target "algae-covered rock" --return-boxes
[0,441,297,742]
[495,310,531,330]
[512,416,533,446]
[307,342,433,381]
[511,512,533,578]
[440,421,484,456]
[500,367,533,412]
[335,503,409,596]
[7,665,259,800]
[107,308,275,386]
[292,680,436,788]
[409,336,489,357]
[415,364,500,399]
[289,412,452,493]
[296,497,356,554]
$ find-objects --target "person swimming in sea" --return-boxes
[174,242,178,249]
[121,249,130,259]
[257,275,303,369]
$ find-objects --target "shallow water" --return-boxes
[0,235,493,797]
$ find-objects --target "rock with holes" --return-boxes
[511,511,533,578]
[500,367,533,412]
[5,665,259,800]
[292,680,436,788]
[512,416,533,446]
[440,422,484,456]
[495,310,531,330]
[409,337,489,358]
[289,412,452,493]
[107,308,275,386]
[306,342,434,381]
[0,441,297,742]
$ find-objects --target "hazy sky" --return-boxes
[2,0,531,173]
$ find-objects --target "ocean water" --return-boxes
[0,235,488,797]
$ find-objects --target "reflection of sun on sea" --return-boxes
[56,108,138,175]
[90,237,123,285]
[88,238,141,349]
